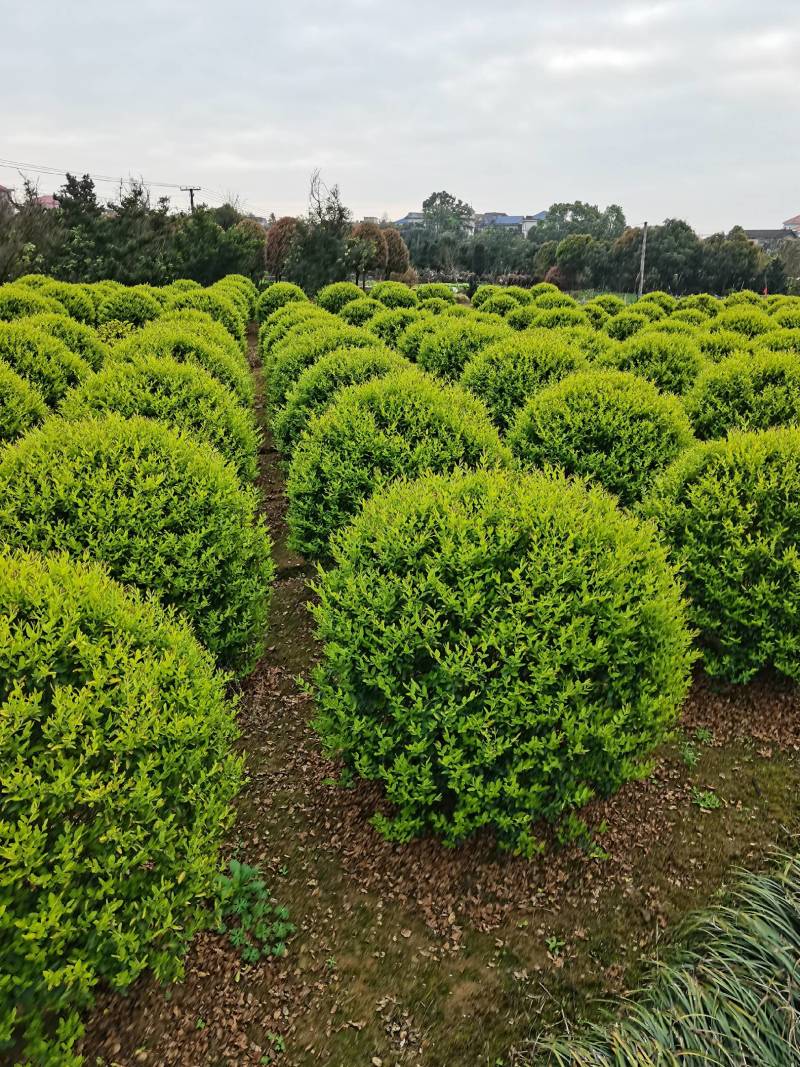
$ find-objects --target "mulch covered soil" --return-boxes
[79,331,800,1067]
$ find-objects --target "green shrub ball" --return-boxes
[60,354,261,482]
[686,350,800,440]
[600,329,705,395]
[0,549,242,1059]
[287,368,510,558]
[312,468,693,854]
[509,369,695,506]
[642,428,800,682]
[317,281,363,313]
[0,414,274,673]
[0,321,92,406]
[417,318,510,381]
[0,360,48,443]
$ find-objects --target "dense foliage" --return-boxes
[0,414,273,673]
[0,360,48,443]
[642,428,800,681]
[417,317,510,380]
[311,469,692,853]
[286,368,510,557]
[686,350,800,439]
[0,320,92,405]
[0,550,242,1064]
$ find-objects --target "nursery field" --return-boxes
[2,271,800,1066]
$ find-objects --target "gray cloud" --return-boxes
[2,0,798,231]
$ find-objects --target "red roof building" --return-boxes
[783,214,800,235]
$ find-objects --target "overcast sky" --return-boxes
[2,1,798,233]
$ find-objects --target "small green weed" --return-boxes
[691,787,722,811]
[216,860,295,964]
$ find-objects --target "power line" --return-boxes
[0,156,193,191]
[180,185,201,213]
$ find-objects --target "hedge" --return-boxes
[316,281,363,313]
[460,329,587,430]
[273,345,409,455]
[0,360,48,443]
[417,318,510,380]
[286,368,510,558]
[686,350,800,439]
[0,321,92,406]
[311,468,692,854]
[510,368,695,506]
[0,414,274,673]
[600,328,705,395]
[642,427,800,681]
[111,321,254,406]
[256,282,308,322]
[0,549,242,1064]
[60,354,260,482]
[25,313,107,370]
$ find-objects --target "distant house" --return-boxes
[745,228,799,253]
[475,210,547,237]
[394,211,425,229]
[784,214,800,236]
[35,194,59,210]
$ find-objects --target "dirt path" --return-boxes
[81,326,800,1067]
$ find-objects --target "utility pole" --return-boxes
[181,186,201,213]
[637,221,648,299]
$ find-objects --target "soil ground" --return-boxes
[80,327,800,1067]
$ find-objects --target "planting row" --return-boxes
[0,274,273,1064]
[255,278,800,856]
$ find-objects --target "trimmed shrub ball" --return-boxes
[316,281,363,313]
[480,293,520,317]
[338,296,384,325]
[60,354,260,482]
[366,307,421,348]
[533,306,587,330]
[166,289,245,348]
[460,329,587,430]
[678,293,721,317]
[311,468,693,854]
[605,309,652,341]
[472,284,503,308]
[509,368,695,506]
[639,290,677,313]
[641,428,800,682]
[0,549,242,1063]
[0,414,274,673]
[723,289,762,307]
[686,350,800,440]
[774,306,800,330]
[0,321,92,406]
[396,316,441,360]
[599,329,705,395]
[0,283,65,321]
[273,345,409,455]
[696,327,750,363]
[160,307,249,367]
[258,302,330,357]
[286,368,510,558]
[369,280,418,308]
[415,283,455,303]
[266,323,375,413]
[534,291,577,310]
[711,306,774,340]
[24,312,108,369]
[417,318,510,380]
[756,328,800,355]
[97,287,162,328]
[111,321,254,406]
[37,280,96,323]
[0,359,48,443]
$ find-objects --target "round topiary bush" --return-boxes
[506,305,543,331]
[605,309,652,341]
[535,291,578,310]
[0,283,65,321]
[639,291,677,313]
[529,282,561,299]
[591,294,627,315]
[582,301,611,330]
[670,308,708,327]
[286,368,510,558]
[509,368,695,506]
[369,280,418,308]
[316,281,363,313]
[266,323,375,413]
[641,428,800,681]
[415,283,455,303]
[160,307,248,367]
[417,317,510,380]
[773,306,800,330]
[696,327,749,363]
[685,351,800,440]
[258,302,330,356]
[480,292,520,317]
[97,287,162,328]
[25,312,108,369]
[60,354,260,482]
[111,321,254,406]
[418,297,451,314]
[0,320,92,405]
[599,329,705,395]
[338,296,384,325]
[533,306,588,330]
[723,289,762,307]
[471,284,502,308]
[166,289,245,348]
[460,329,587,430]
[37,280,96,324]
[711,306,774,339]
[0,415,274,673]
[273,345,409,454]
[0,359,47,443]
[678,293,721,317]
[756,328,800,355]
[397,316,441,360]
[366,307,421,348]
[0,549,242,1063]
[311,468,693,854]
